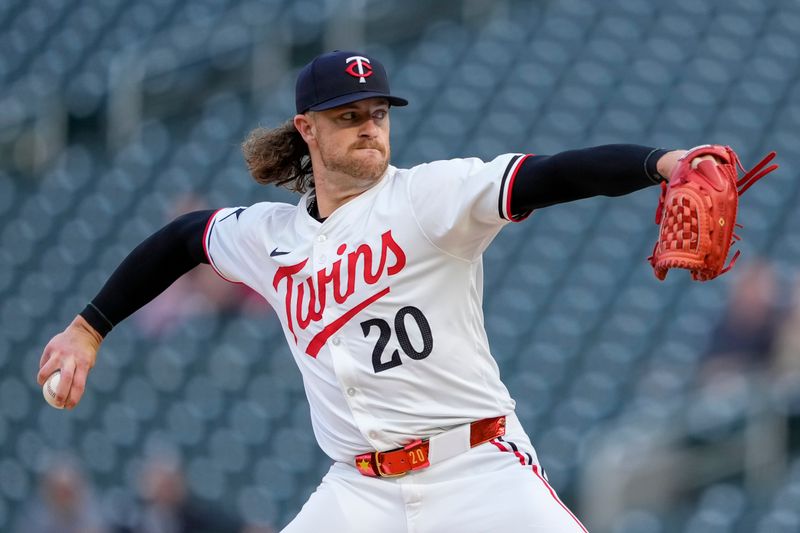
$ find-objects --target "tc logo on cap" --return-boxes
[345,56,372,84]
[295,50,408,113]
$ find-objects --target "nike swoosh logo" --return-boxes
[270,247,290,257]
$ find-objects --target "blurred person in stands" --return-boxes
[134,194,265,338]
[700,259,783,386]
[769,270,800,383]
[15,456,108,533]
[137,453,245,533]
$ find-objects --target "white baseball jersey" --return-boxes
[204,153,532,462]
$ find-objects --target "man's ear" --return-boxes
[294,114,315,143]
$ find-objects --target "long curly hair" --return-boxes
[241,120,314,193]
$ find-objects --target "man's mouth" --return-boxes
[354,144,382,153]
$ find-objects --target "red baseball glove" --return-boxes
[649,145,778,281]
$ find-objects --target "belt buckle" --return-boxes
[375,452,408,478]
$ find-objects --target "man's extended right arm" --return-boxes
[37,209,215,409]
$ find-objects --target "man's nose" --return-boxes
[359,118,380,137]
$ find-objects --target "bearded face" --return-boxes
[316,128,391,185]
[306,98,392,187]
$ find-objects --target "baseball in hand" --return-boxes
[43,370,64,409]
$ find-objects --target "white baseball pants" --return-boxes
[281,414,587,532]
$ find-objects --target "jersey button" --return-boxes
[346,387,356,397]
[368,431,378,439]
[332,337,341,346]
[317,234,327,243]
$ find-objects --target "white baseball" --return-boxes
[43,370,64,409]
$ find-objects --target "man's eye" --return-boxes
[374,110,387,119]
[341,113,355,120]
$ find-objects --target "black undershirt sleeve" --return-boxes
[79,209,215,337]
[510,144,669,216]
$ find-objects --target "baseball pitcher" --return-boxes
[38,50,776,532]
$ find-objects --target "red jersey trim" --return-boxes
[500,154,534,222]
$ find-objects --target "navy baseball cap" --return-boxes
[295,50,409,114]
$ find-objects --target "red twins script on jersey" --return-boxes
[272,230,407,357]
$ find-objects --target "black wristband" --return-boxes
[80,302,114,338]
[644,148,670,183]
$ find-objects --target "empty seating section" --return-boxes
[0,0,798,530]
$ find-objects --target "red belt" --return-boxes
[354,416,506,478]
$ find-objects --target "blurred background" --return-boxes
[1,0,799,531]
